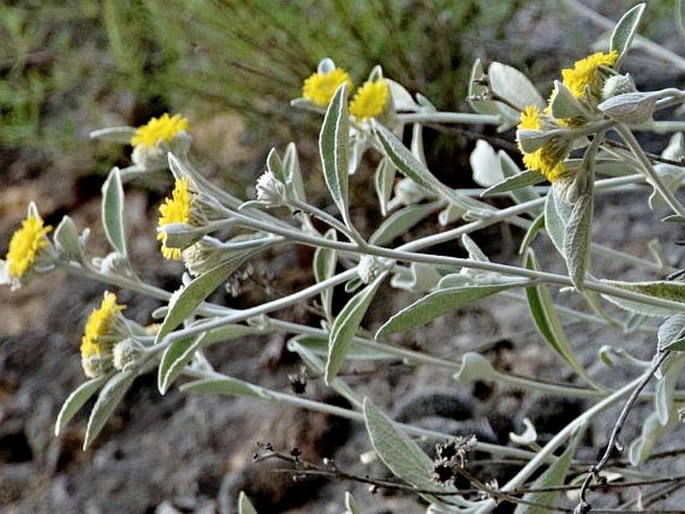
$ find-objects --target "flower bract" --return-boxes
[561,51,618,99]
[130,113,189,149]
[302,68,353,107]
[6,213,52,279]
[158,176,193,260]
[517,105,567,182]
[349,80,389,120]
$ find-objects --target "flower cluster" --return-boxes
[80,292,128,378]
[517,51,619,182]
[1,205,54,290]
[157,176,195,260]
[301,60,390,121]
[130,113,190,169]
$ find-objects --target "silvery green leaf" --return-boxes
[101,167,127,257]
[468,59,501,117]
[662,214,685,224]
[363,397,449,492]
[155,257,252,345]
[390,263,442,293]
[518,214,545,255]
[55,374,110,436]
[598,345,650,368]
[610,3,646,69]
[513,424,585,514]
[84,369,137,449]
[662,132,685,161]
[600,279,685,317]
[376,283,527,338]
[344,491,360,514]
[319,83,350,223]
[658,314,685,351]
[200,324,259,347]
[488,61,545,124]
[238,491,258,514]
[180,376,271,399]
[628,411,668,465]
[89,126,136,143]
[344,277,363,293]
[374,157,396,216]
[501,151,542,206]
[679,0,685,40]
[655,355,685,425]
[482,167,544,198]
[461,234,489,262]
[411,122,427,167]
[509,418,538,446]
[283,143,306,202]
[373,120,483,213]
[470,140,503,188]
[313,229,337,321]
[370,203,438,246]
[438,204,466,226]
[453,352,495,383]
[288,335,398,361]
[548,81,589,119]
[625,312,648,333]
[647,238,669,268]
[387,79,420,112]
[326,273,386,384]
[648,165,683,211]
[563,189,593,289]
[158,333,207,394]
[53,216,83,261]
[544,189,569,255]
[525,249,596,385]
[266,147,285,183]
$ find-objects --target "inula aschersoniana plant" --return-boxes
[5,3,685,512]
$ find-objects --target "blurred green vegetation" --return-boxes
[1,0,680,161]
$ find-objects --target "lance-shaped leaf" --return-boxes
[83,369,137,449]
[525,249,598,387]
[101,167,127,257]
[319,83,350,222]
[374,157,396,216]
[655,355,685,425]
[513,424,585,514]
[313,229,337,321]
[288,335,399,361]
[519,214,545,255]
[563,187,593,289]
[238,491,258,514]
[158,333,207,394]
[629,411,669,465]
[55,374,110,436]
[369,202,438,246]
[179,375,271,399]
[610,3,646,69]
[488,61,545,124]
[326,273,386,384]
[53,215,84,261]
[482,169,544,198]
[364,397,450,492]
[89,126,136,143]
[372,120,483,213]
[376,283,527,339]
[658,314,685,352]
[155,254,255,345]
[283,142,306,202]
[600,279,685,317]
[544,189,570,256]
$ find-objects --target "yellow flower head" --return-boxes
[302,68,353,107]
[80,292,127,378]
[6,212,52,279]
[349,79,390,120]
[523,150,566,182]
[517,105,568,182]
[158,176,194,260]
[518,105,542,131]
[561,51,618,99]
[130,113,189,149]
